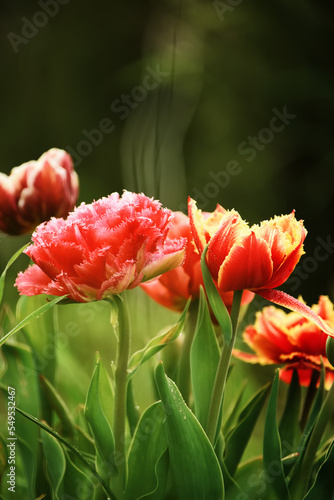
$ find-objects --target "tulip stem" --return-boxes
[206,290,243,445]
[177,300,199,404]
[112,294,131,494]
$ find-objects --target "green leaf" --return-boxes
[304,440,334,499]
[16,436,38,499]
[124,401,168,500]
[39,375,76,439]
[288,366,325,488]
[15,406,117,500]
[41,429,66,499]
[94,354,115,429]
[1,343,40,456]
[289,381,334,499]
[229,457,264,500]
[201,245,232,343]
[0,295,65,347]
[326,336,334,368]
[155,362,224,499]
[16,294,58,386]
[298,368,325,456]
[0,242,29,305]
[223,381,247,436]
[128,300,190,378]
[263,372,290,500]
[62,450,96,500]
[224,383,270,477]
[127,378,141,434]
[279,369,302,451]
[84,358,116,481]
[190,287,220,428]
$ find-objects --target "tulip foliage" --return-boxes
[1,185,334,499]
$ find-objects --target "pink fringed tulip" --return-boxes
[0,148,78,235]
[15,191,186,302]
[141,211,254,313]
[233,296,334,388]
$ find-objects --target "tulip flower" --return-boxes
[0,148,79,235]
[188,198,334,337]
[233,296,334,388]
[141,211,254,312]
[15,191,186,302]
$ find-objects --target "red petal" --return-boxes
[188,197,207,253]
[207,211,248,280]
[257,289,334,338]
[217,232,273,291]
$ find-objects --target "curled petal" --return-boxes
[256,289,334,338]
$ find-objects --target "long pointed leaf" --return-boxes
[39,375,76,439]
[201,245,232,343]
[224,383,270,477]
[190,287,220,427]
[304,440,334,499]
[16,294,58,385]
[326,336,334,367]
[230,457,264,500]
[279,369,302,451]
[0,295,65,347]
[124,401,168,499]
[128,300,190,378]
[84,359,116,482]
[263,372,290,500]
[15,407,116,500]
[290,382,334,499]
[155,362,224,499]
[0,242,29,304]
[41,429,66,499]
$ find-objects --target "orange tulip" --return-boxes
[188,198,334,337]
[0,148,78,235]
[188,197,306,292]
[233,296,334,388]
[141,211,254,313]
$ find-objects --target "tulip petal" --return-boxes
[188,197,228,254]
[217,232,273,292]
[257,289,334,338]
[207,210,249,280]
[142,247,186,282]
[188,197,208,252]
[232,349,265,364]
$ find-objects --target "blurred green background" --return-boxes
[1,0,334,303]
[1,0,334,466]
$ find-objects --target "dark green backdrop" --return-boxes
[1,0,334,304]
